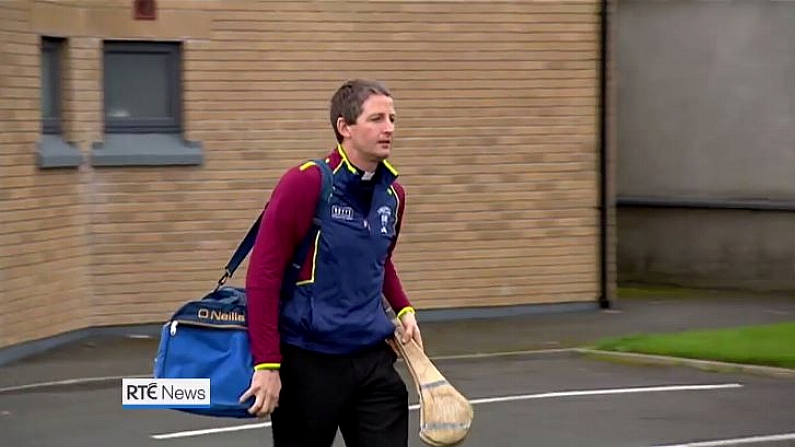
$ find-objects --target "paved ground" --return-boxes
[2,352,795,447]
[4,290,795,389]
[1,292,795,446]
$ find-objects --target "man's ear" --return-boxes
[336,117,352,140]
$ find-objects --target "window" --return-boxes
[37,36,82,169]
[91,40,202,167]
[41,37,63,134]
[103,41,182,133]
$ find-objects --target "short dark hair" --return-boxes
[329,79,392,143]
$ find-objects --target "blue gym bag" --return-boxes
[152,159,333,418]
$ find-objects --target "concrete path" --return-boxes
[3,291,794,389]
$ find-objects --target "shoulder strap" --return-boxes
[280,159,332,301]
[216,212,264,290]
[215,159,332,291]
[311,158,334,218]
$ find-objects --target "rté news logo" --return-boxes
[122,378,210,409]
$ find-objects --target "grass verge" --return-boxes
[593,322,795,369]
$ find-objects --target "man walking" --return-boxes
[241,79,422,447]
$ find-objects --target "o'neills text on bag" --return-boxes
[197,308,246,324]
[122,378,210,409]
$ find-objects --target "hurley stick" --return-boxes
[392,320,474,446]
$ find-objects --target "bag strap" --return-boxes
[215,159,333,291]
[280,159,333,301]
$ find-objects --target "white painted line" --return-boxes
[0,349,573,393]
[151,383,742,440]
[428,348,574,362]
[466,383,743,406]
[153,422,273,439]
[0,374,150,394]
[650,432,795,446]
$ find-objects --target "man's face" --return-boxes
[339,94,396,165]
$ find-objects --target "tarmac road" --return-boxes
[2,352,794,447]
[2,293,795,446]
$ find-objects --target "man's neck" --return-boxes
[341,144,378,174]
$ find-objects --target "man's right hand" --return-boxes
[239,369,281,418]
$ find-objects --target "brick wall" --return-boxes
[1,1,91,348]
[0,0,10,348]
[0,0,610,349]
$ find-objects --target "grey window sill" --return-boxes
[37,135,84,169]
[90,134,204,167]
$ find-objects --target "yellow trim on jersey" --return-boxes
[383,160,398,175]
[296,230,321,286]
[336,143,399,176]
[396,306,415,320]
[336,144,359,174]
[254,363,280,371]
[294,159,328,287]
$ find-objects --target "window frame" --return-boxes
[41,37,63,135]
[102,41,182,134]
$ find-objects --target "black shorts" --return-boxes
[271,342,409,447]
